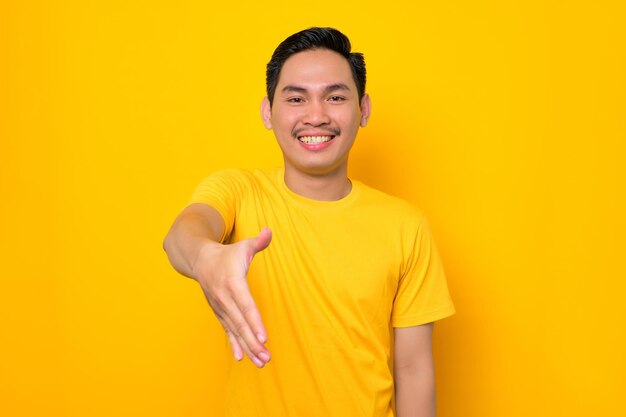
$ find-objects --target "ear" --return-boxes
[260,97,273,129]
[359,94,371,127]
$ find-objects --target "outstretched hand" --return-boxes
[194,228,273,368]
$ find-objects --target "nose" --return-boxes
[302,99,330,126]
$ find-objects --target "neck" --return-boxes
[284,166,352,201]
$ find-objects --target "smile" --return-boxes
[297,135,335,144]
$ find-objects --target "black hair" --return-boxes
[265,27,366,106]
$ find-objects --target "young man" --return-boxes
[164,27,454,417]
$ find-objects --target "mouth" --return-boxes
[297,135,335,144]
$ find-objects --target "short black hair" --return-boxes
[266,27,366,107]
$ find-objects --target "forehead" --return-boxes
[277,49,356,90]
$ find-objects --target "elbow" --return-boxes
[162,227,175,254]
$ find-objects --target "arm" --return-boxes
[394,323,436,417]
[163,203,272,368]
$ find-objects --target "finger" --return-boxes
[226,330,243,361]
[201,285,256,357]
[217,309,264,365]
[252,227,272,254]
[200,277,269,363]
[230,277,268,345]
[244,228,272,264]
[224,312,269,367]
[235,333,267,368]
[222,317,264,367]
[230,306,270,363]
[215,289,270,363]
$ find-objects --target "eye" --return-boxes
[328,95,346,102]
[287,97,305,103]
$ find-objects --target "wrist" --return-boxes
[190,238,224,280]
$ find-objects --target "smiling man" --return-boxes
[164,27,454,417]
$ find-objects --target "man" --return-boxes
[164,27,454,417]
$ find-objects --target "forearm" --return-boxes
[163,204,271,366]
[163,211,223,279]
[395,365,436,417]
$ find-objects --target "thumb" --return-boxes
[245,227,272,262]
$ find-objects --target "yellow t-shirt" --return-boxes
[190,168,455,417]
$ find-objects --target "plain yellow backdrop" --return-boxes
[1,1,624,416]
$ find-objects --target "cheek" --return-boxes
[338,112,361,132]
[272,111,298,128]
[271,116,297,140]
[338,105,360,122]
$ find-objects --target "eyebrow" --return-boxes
[281,83,352,95]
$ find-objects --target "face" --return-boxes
[261,49,371,180]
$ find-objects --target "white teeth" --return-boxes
[298,135,333,144]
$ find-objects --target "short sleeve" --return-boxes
[391,216,455,327]
[188,169,250,243]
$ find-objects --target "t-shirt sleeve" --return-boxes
[188,169,249,244]
[391,215,455,327]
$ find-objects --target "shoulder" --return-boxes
[198,168,278,191]
[190,168,281,208]
[355,181,425,226]
[201,168,255,184]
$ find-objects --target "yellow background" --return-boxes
[2,1,624,416]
